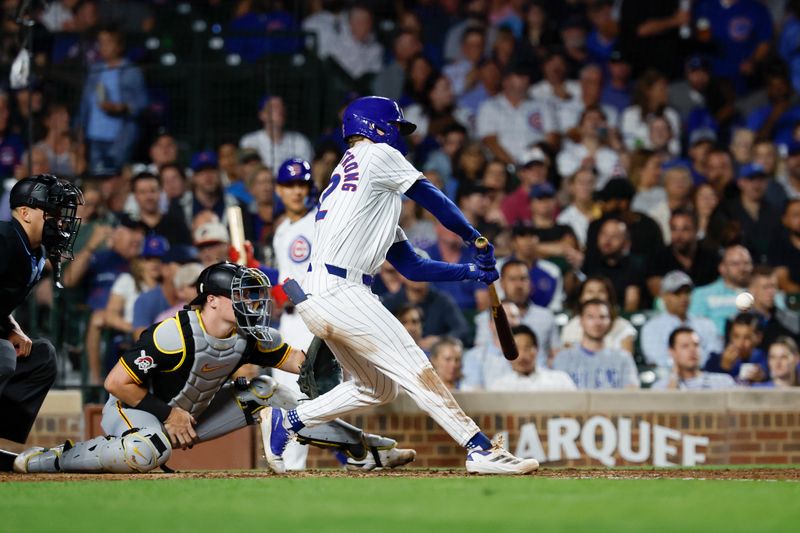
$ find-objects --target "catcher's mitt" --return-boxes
[297,336,343,398]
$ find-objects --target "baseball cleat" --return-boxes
[346,446,417,471]
[465,438,538,475]
[259,407,291,474]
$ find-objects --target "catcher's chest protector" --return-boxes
[169,311,248,418]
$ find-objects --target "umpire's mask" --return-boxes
[231,266,273,342]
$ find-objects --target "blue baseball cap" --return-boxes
[191,151,218,172]
[529,182,556,199]
[163,244,199,265]
[739,163,768,180]
[142,235,170,259]
[686,54,711,72]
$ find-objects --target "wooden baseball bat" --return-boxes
[226,205,247,266]
[475,236,518,361]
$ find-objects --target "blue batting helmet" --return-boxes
[341,96,416,155]
[276,158,312,185]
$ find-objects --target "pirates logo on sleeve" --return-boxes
[289,235,312,263]
[134,351,157,373]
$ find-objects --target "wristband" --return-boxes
[135,393,172,422]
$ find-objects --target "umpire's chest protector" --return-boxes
[168,311,248,418]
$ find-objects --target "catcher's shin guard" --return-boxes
[294,419,369,460]
[59,428,171,473]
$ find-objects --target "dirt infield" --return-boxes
[2,467,799,482]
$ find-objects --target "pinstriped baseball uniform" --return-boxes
[293,141,481,446]
[272,206,316,469]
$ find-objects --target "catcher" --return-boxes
[13,262,415,473]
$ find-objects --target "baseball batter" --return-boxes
[13,263,414,473]
[261,96,539,475]
[271,157,316,469]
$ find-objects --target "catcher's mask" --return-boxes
[10,174,84,260]
[188,262,273,341]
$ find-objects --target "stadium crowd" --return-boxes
[1,0,799,393]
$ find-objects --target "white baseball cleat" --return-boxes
[259,407,291,474]
[346,446,417,471]
[465,438,539,475]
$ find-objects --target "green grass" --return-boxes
[1,477,798,532]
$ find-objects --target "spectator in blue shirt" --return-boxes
[704,312,769,384]
[746,69,800,149]
[601,50,633,115]
[694,0,773,93]
[78,27,147,172]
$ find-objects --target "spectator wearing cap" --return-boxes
[651,327,737,390]
[768,199,800,292]
[239,95,313,171]
[557,168,597,249]
[668,55,713,125]
[556,64,620,136]
[746,69,800,148]
[585,177,665,265]
[689,244,753,336]
[476,65,557,166]
[170,151,253,240]
[62,215,145,384]
[154,262,205,323]
[645,208,721,297]
[557,106,623,190]
[601,50,633,116]
[621,70,681,155]
[704,312,768,384]
[641,271,722,371]
[686,128,718,184]
[745,265,800,351]
[487,325,576,392]
[78,27,147,172]
[583,218,646,312]
[527,182,582,269]
[373,30,422,101]
[474,260,560,365]
[124,171,191,246]
[505,223,564,312]
[693,0,773,95]
[707,162,781,264]
[132,244,199,340]
[327,5,383,84]
[500,146,549,226]
[194,221,231,267]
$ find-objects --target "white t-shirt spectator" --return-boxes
[487,368,577,391]
[554,100,619,134]
[239,130,313,172]
[556,142,623,190]
[110,273,141,325]
[328,25,383,79]
[651,372,737,390]
[556,204,591,248]
[476,94,556,165]
[530,80,581,105]
[620,105,681,154]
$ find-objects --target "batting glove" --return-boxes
[471,241,497,270]
[466,264,499,285]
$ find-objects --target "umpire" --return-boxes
[0,174,83,470]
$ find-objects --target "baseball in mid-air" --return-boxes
[736,292,754,311]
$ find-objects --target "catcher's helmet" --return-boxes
[188,262,273,341]
[341,96,416,155]
[9,174,84,260]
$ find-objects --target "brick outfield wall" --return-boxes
[25,390,800,470]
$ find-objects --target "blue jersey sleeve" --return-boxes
[405,179,480,244]
[386,239,472,282]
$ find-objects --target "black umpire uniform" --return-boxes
[0,174,83,470]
